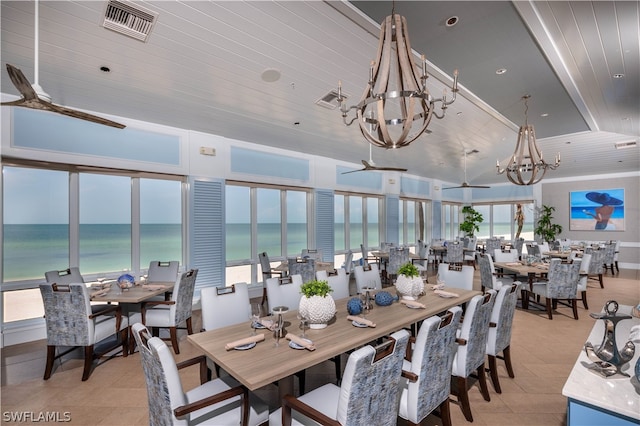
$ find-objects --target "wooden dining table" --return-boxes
[188,287,479,400]
[494,261,549,288]
[273,261,335,274]
[90,281,174,303]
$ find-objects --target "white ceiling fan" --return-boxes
[443,149,490,189]
[341,144,408,174]
[1,0,125,129]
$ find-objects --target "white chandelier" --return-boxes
[336,9,458,149]
[497,95,560,185]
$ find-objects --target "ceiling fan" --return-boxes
[442,149,490,189]
[1,1,125,129]
[341,144,408,174]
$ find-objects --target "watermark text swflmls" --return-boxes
[3,411,71,422]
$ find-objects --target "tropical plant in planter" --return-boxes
[460,205,483,237]
[394,262,424,300]
[534,205,563,243]
[298,280,336,329]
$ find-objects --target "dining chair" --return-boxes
[269,329,410,426]
[45,267,110,314]
[526,259,582,320]
[147,260,180,282]
[141,269,198,354]
[493,248,519,263]
[341,250,354,275]
[612,239,621,273]
[399,307,462,426]
[39,282,129,381]
[266,275,303,312]
[360,243,377,266]
[601,241,616,274]
[485,238,502,259]
[445,241,463,264]
[512,238,524,260]
[259,251,283,305]
[301,248,323,262]
[584,247,605,288]
[451,291,497,422]
[538,242,551,259]
[576,253,591,309]
[316,268,349,300]
[412,240,430,279]
[131,323,269,426]
[353,263,382,294]
[200,282,251,332]
[478,253,517,293]
[387,246,409,283]
[287,257,316,284]
[463,236,477,268]
[436,263,474,290]
[526,243,540,258]
[486,282,522,394]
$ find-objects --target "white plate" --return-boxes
[406,304,423,309]
[438,293,457,298]
[352,320,369,328]
[252,322,268,329]
[234,342,256,350]
[289,338,313,350]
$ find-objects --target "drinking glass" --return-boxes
[250,303,262,336]
[272,316,283,347]
[297,314,309,339]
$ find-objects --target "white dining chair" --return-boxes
[200,282,251,331]
[437,263,474,290]
[315,268,349,300]
[493,249,519,263]
[266,274,303,313]
[353,263,382,293]
[147,260,179,283]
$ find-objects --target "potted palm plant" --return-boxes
[460,205,483,237]
[394,262,424,300]
[534,205,563,243]
[298,280,336,329]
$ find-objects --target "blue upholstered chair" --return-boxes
[131,323,268,426]
[445,241,463,264]
[527,259,582,320]
[288,257,316,284]
[388,246,410,282]
[399,307,462,426]
[269,329,410,426]
[451,291,497,422]
[485,237,502,259]
[584,246,605,288]
[478,253,517,293]
[39,282,129,381]
[486,282,522,393]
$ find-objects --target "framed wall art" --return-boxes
[569,189,624,231]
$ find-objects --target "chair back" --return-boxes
[380,242,394,253]
[446,242,463,263]
[494,249,518,263]
[259,252,274,280]
[613,240,621,261]
[388,246,409,276]
[360,244,370,265]
[437,263,474,290]
[147,261,179,283]
[200,282,251,331]
[513,238,524,258]
[601,242,616,264]
[45,267,84,284]
[342,250,354,274]
[526,243,540,257]
[538,242,551,257]
[171,269,198,326]
[40,282,93,346]
[131,323,188,426]
[465,236,477,251]
[584,247,604,274]
[301,248,323,262]
[546,259,581,299]
[403,308,462,423]
[316,268,349,300]
[336,329,410,425]
[577,253,591,291]
[478,253,498,291]
[487,283,521,357]
[266,275,303,311]
[485,238,502,256]
[415,240,429,268]
[452,291,497,378]
[287,257,316,283]
[353,264,381,293]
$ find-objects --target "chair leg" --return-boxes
[120,328,129,357]
[82,345,95,381]
[581,291,589,310]
[615,261,619,273]
[545,298,553,320]
[455,376,474,422]
[186,317,193,335]
[487,355,502,393]
[169,327,180,354]
[477,363,491,402]
[44,345,56,380]
[439,398,452,426]
[571,300,579,320]
[598,274,604,288]
[503,345,515,379]
[333,355,342,384]
[261,287,268,306]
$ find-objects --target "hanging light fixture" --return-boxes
[336,4,458,149]
[497,95,560,185]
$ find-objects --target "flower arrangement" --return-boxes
[300,279,333,298]
[395,262,423,300]
[397,262,420,278]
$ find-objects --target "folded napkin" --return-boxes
[430,284,445,290]
[506,262,521,266]
[434,289,459,298]
[629,325,640,342]
[142,284,167,291]
[224,334,265,351]
[346,315,376,327]
[400,299,426,308]
[90,288,110,298]
[257,317,274,329]
[285,333,316,351]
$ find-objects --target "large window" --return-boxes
[400,198,430,246]
[473,202,535,240]
[334,193,381,261]
[225,183,310,286]
[442,203,461,240]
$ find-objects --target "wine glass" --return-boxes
[250,303,262,336]
[272,315,283,347]
[297,314,309,339]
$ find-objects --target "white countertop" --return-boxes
[562,304,640,420]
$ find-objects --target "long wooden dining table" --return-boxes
[188,287,479,400]
[90,281,174,303]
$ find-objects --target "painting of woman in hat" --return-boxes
[570,189,624,231]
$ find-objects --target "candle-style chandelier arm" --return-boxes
[335,11,459,149]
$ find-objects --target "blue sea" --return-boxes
[570,206,624,220]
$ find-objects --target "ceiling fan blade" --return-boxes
[341,168,367,174]
[373,166,408,172]
[48,103,126,129]
[442,186,463,190]
[4,64,38,100]
[467,185,491,189]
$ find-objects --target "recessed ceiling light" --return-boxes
[445,16,459,27]
[495,68,507,75]
[540,113,549,117]
[566,141,571,144]
[261,68,281,82]
[613,73,624,79]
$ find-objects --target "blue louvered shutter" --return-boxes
[315,189,334,262]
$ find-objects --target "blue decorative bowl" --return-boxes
[375,291,394,306]
[117,273,135,288]
[347,297,362,315]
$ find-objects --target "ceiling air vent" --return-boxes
[102,1,158,42]
[614,141,637,150]
[315,90,346,110]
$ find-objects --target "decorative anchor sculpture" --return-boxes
[584,300,635,378]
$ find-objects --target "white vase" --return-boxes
[298,295,336,329]
[395,274,424,300]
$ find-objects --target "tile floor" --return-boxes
[1,268,638,425]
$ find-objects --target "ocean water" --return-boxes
[570,206,624,220]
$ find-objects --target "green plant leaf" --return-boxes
[300,280,333,298]
[397,262,420,278]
